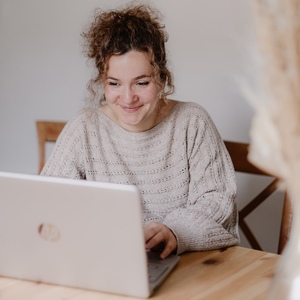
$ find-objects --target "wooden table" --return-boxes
[0,246,279,300]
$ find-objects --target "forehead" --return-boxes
[106,51,153,77]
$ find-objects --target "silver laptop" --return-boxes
[0,171,180,298]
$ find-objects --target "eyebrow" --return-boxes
[106,74,151,81]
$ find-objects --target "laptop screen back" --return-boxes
[0,172,151,298]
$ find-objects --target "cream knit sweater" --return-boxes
[42,101,239,254]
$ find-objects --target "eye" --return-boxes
[108,81,120,86]
[137,81,150,86]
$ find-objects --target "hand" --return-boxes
[144,222,177,259]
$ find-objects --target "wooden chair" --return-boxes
[35,122,292,253]
[36,121,66,173]
[224,141,292,254]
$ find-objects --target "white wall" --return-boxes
[0,0,284,253]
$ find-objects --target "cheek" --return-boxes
[104,88,118,101]
[104,85,161,103]
[143,88,161,104]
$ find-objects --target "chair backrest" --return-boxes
[224,140,292,254]
[36,121,66,173]
[35,124,292,253]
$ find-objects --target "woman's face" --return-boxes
[102,50,162,132]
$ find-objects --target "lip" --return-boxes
[121,105,142,113]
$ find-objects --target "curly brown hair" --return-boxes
[82,4,174,102]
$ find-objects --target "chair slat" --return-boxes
[224,140,292,254]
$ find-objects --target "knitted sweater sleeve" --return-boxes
[162,108,239,254]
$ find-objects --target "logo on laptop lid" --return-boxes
[38,223,60,242]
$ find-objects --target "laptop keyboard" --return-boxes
[147,250,180,287]
[148,262,169,283]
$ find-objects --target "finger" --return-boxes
[145,230,166,250]
[160,239,176,259]
[144,223,160,243]
[144,223,178,258]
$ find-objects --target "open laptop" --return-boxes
[0,171,180,298]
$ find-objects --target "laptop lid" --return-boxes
[0,171,154,298]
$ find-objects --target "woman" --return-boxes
[42,4,239,258]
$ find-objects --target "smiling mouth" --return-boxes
[121,105,142,112]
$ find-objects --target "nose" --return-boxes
[122,86,137,104]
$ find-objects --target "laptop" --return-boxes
[0,171,180,298]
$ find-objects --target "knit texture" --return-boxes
[42,101,239,254]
